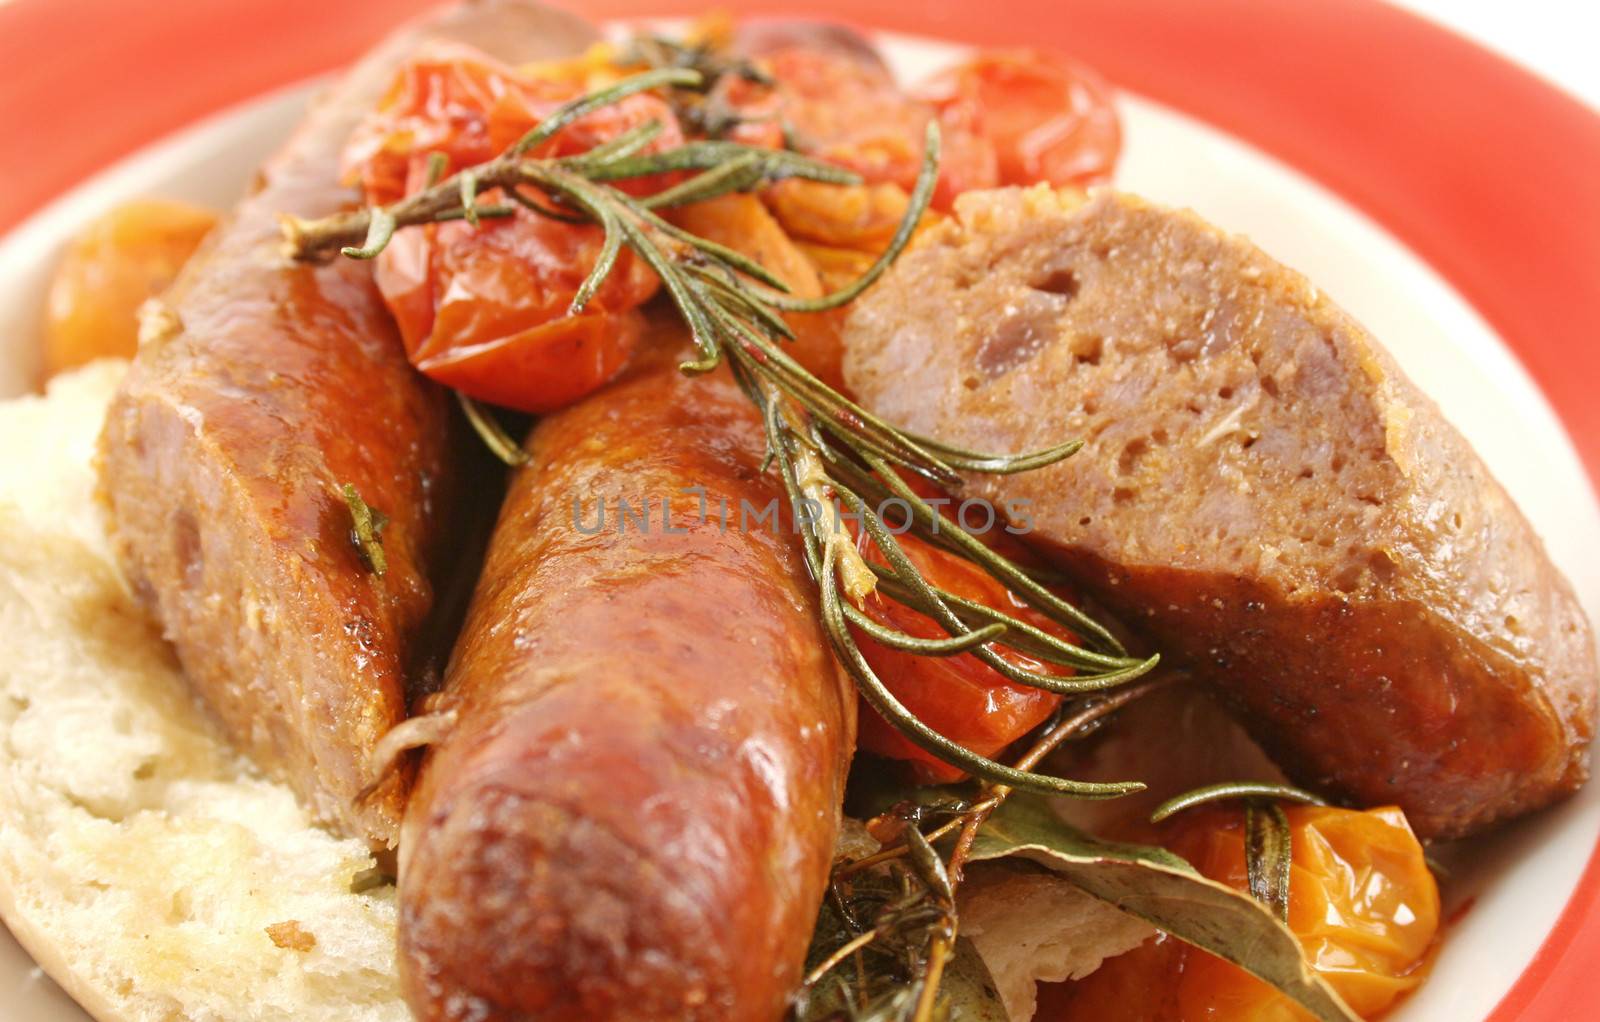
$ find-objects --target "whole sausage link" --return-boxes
[96,0,599,847]
[399,326,856,1021]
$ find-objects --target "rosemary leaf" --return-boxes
[423,151,449,188]
[643,151,763,208]
[586,140,857,187]
[1246,800,1294,922]
[456,392,528,467]
[567,209,624,316]
[340,482,388,575]
[1149,782,1329,823]
[339,207,396,260]
[842,611,1007,657]
[562,117,665,168]
[904,826,954,905]
[512,67,703,156]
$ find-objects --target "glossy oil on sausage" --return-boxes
[96,0,598,845]
[399,319,856,1021]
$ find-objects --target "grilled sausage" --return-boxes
[841,187,1597,839]
[399,319,855,1021]
[97,0,598,845]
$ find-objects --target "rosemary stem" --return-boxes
[842,674,1181,884]
[770,378,877,604]
[801,926,881,988]
[911,933,953,1022]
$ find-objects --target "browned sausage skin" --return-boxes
[399,321,855,1022]
[96,0,598,846]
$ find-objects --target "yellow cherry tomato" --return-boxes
[1043,805,1439,1021]
[44,198,217,377]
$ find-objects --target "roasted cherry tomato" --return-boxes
[1042,805,1440,1021]
[914,50,1121,189]
[344,47,684,205]
[343,49,678,412]
[849,521,1071,781]
[715,42,998,209]
[44,198,217,377]
[375,213,654,412]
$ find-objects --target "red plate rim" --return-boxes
[1,0,1597,1018]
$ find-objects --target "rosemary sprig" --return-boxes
[286,67,1159,800]
[1246,801,1294,921]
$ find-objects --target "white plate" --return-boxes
[1,30,1596,1022]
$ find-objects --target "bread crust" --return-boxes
[842,187,1597,838]
[0,894,124,1022]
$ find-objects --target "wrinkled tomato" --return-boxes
[344,47,685,205]
[343,49,678,412]
[1042,805,1440,1021]
[850,521,1071,781]
[714,41,999,210]
[914,50,1121,189]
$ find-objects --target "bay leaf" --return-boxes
[940,936,1011,1022]
[967,793,1358,1022]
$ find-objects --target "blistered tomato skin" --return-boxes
[343,49,678,412]
[44,198,217,377]
[342,49,687,206]
[714,43,1000,210]
[914,50,1122,190]
[375,209,656,413]
[850,526,1069,780]
[1044,806,1440,1021]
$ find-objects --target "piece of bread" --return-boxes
[842,186,1597,839]
[960,866,1154,1021]
[0,361,403,1022]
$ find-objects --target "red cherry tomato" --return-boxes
[374,212,654,412]
[849,519,1072,781]
[715,43,999,209]
[343,49,680,412]
[1042,805,1440,1021]
[914,50,1122,189]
